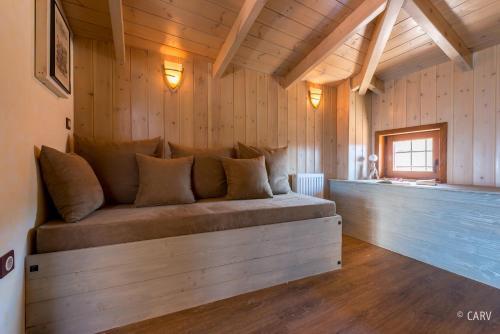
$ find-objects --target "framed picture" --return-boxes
[35,0,71,98]
[50,0,71,94]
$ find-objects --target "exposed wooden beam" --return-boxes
[404,0,472,71]
[213,0,267,78]
[351,75,385,95]
[108,0,126,65]
[282,0,387,89]
[356,0,404,95]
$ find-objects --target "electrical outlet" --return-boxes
[0,250,14,279]
[65,117,72,130]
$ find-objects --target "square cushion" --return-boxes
[39,146,104,223]
[135,154,195,207]
[74,135,162,204]
[222,156,273,200]
[238,143,291,194]
[169,142,235,199]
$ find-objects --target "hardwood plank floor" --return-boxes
[103,236,500,334]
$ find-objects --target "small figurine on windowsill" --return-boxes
[368,154,379,180]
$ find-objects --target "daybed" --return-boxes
[26,193,341,334]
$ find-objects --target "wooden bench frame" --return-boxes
[26,215,342,333]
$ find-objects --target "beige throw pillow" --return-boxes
[39,146,104,223]
[237,143,291,194]
[134,154,195,207]
[222,156,273,200]
[169,142,235,199]
[74,135,162,204]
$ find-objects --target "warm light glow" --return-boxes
[163,60,183,90]
[308,87,322,109]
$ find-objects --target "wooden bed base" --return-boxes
[26,215,342,334]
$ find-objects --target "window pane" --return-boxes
[394,152,411,170]
[412,139,426,151]
[387,129,440,178]
[394,140,411,152]
[426,152,433,167]
[426,138,433,150]
[412,152,426,166]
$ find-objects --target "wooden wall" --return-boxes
[73,37,337,178]
[372,44,500,187]
[336,81,372,181]
[330,180,500,289]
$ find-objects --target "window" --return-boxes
[375,123,447,182]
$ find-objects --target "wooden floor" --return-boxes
[103,236,500,334]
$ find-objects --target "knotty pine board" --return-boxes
[73,37,337,177]
[372,44,500,186]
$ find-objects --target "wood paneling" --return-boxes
[336,81,372,180]
[330,180,500,289]
[26,216,342,333]
[372,44,500,186]
[73,37,337,176]
[377,0,500,79]
[63,0,500,86]
[62,0,372,84]
[473,47,497,185]
[104,235,500,334]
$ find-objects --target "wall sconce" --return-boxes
[308,87,322,109]
[163,60,183,91]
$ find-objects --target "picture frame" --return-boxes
[50,0,71,94]
[35,0,71,98]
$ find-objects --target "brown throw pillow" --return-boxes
[39,146,104,223]
[238,143,291,194]
[222,156,273,200]
[74,135,162,204]
[169,142,235,199]
[134,154,195,207]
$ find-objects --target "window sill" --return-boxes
[329,179,500,195]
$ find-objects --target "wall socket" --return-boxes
[0,250,14,279]
[66,117,72,130]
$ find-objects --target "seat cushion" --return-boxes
[36,193,336,253]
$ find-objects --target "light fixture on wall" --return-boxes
[163,60,183,91]
[308,87,322,109]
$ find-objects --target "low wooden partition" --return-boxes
[330,180,500,289]
[26,216,342,334]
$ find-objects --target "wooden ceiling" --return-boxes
[62,0,500,85]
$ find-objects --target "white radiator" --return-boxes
[291,173,324,198]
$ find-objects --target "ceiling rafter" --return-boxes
[351,75,385,95]
[108,0,126,65]
[212,0,267,78]
[352,0,405,95]
[403,0,472,71]
[281,0,387,89]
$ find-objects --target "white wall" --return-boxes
[0,1,73,332]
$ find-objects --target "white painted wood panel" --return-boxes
[330,180,500,289]
[26,216,342,334]
[336,82,372,181]
[372,44,500,186]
